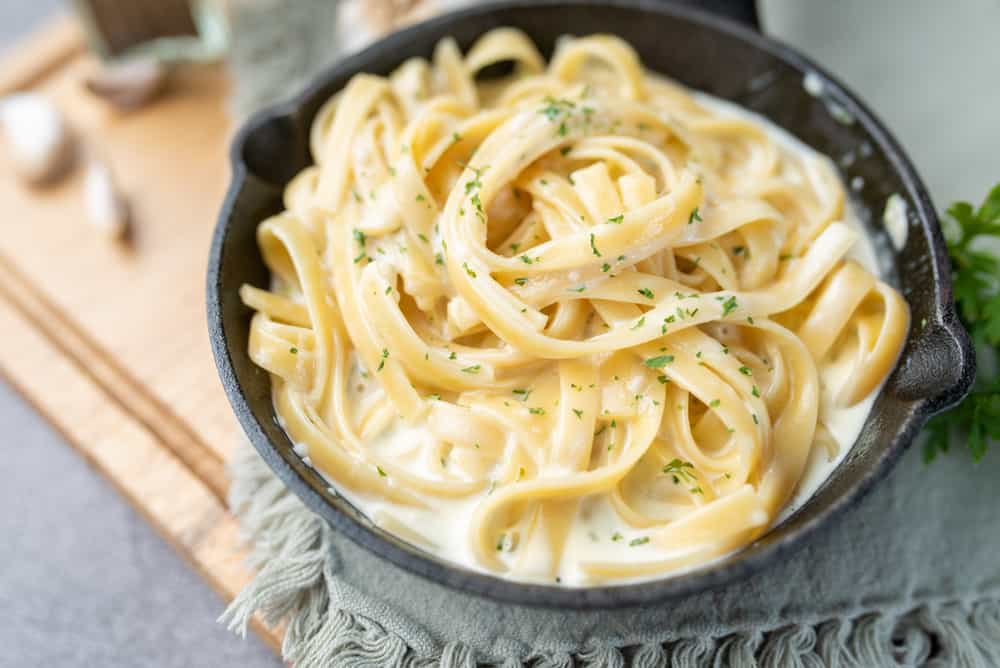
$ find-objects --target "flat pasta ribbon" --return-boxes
[241,29,909,584]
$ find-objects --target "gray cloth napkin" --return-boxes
[221,2,1000,665]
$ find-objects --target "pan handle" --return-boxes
[896,309,976,417]
[664,0,760,30]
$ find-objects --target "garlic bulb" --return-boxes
[0,93,74,184]
[84,159,129,239]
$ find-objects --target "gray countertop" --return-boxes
[1,382,278,666]
[3,1,998,666]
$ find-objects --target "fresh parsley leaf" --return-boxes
[662,458,696,485]
[924,183,1000,462]
[644,355,674,368]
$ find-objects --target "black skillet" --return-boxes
[207,0,974,608]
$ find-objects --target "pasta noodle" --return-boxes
[241,29,909,584]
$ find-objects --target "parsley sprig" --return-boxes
[924,183,1000,462]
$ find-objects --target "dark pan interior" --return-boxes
[208,0,973,608]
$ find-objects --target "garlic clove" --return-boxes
[84,159,129,239]
[0,93,74,185]
[85,59,167,111]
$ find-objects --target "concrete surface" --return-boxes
[0,382,279,666]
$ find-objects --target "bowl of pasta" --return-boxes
[208,0,973,607]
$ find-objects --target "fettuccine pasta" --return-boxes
[241,30,909,584]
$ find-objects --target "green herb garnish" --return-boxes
[721,295,738,317]
[662,458,695,483]
[925,183,1000,462]
[590,233,601,257]
[644,355,674,368]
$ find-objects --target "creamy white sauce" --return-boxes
[803,71,825,98]
[290,92,894,586]
[695,93,884,526]
[802,70,855,125]
[884,193,909,251]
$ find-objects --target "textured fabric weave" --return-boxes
[222,442,1000,666]
[221,2,1000,665]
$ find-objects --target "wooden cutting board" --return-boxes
[0,15,280,652]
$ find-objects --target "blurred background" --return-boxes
[0,1,996,666]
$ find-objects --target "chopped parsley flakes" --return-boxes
[590,233,602,257]
[644,355,674,368]
[721,295,738,317]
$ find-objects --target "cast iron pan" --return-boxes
[208,0,974,608]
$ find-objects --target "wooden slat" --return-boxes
[0,49,239,465]
[0,284,280,653]
[0,16,281,654]
[0,13,85,94]
[0,251,228,501]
